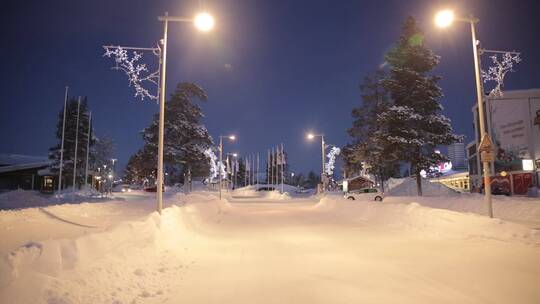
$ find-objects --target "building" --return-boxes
[431,171,470,192]
[339,175,376,192]
[468,89,540,194]
[447,142,466,170]
[0,154,55,193]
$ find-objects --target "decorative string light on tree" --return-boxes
[103,45,161,101]
[481,50,521,98]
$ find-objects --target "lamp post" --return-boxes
[155,11,215,214]
[435,9,493,218]
[219,135,236,200]
[307,133,326,191]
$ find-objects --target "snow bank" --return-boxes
[386,194,540,227]
[232,184,298,200]
[0,190,50,209]
[0,193,230,303]
[386,177,458,196]
[0,188,122,210]
[315,196,540,244]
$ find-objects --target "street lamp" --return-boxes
[194,12,215,32]
[435,9,493,218]
[307,132,326,191]
[155,11,214,214]
[219,135,236,200]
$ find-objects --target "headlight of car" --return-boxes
[128,188,132,192]
[121,188,126,192]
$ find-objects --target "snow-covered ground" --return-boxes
[1,189,540,303]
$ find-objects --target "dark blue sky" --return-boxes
[1,0,539,175]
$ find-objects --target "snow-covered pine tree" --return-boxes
[124,146,157,186]
[306,171,320,189]
[346,69,398,191]
[379,16,461,195]
[140,82,213,184]
[49,97,93,189]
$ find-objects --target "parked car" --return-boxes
[344,188,383,202]
[112,184,132,193]
[144,185,165,192]
[257,186,276,191]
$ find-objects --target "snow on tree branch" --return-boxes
[325,146,341,176]
[103,46,160,101]
[481,52,521,98]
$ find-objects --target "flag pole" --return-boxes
[84,111,92,188]
[58,86,68,192]
[72,97,81,189]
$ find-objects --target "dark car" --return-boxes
[257,186,275,191]
[144,185,165,192]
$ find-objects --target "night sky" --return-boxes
[1,0,539,175]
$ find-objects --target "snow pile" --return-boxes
[0,193,230,303]
[386,194,540,227]
[232,184,298,199]
[0,190,49,210]
[385,177,406,190]
[315,196,540,244]
[0,188,122,210]
[386,177,458,196]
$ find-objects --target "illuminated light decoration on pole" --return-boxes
[481,50,521,98]
[325,146,341,176]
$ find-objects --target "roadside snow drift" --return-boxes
[1,192,539,304]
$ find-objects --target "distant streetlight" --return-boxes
[307,133,325,191]
[219,135,236,199]
[435,9,493,218]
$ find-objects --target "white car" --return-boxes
[344,188,384,202]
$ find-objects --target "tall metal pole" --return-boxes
[72,97,81,189]
[84,111,92,187]
[321,135,326,191]
[257,153,259,185]
[58,86,68,192]
[281,143,284,193]
[219,136,223,199]
[470,18,493,218]
[270,148,274,186]
[157,12,169,214]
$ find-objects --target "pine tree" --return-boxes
[379,16,461,195]
[346,70,398,190]
[306,171,321,189]
[236,159,246,187]
[49,97,93,188]
[139,82,214,184]
[124,147,156,185]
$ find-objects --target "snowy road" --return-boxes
[1,192,540,303]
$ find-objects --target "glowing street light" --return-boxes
[194,12,215,32]
[153,11,215,214]
[306,132,326,192]
[435,9,455,28]
[434,9,493,218]
[219,135,237,199]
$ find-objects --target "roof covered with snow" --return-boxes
[0,154,49,166]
